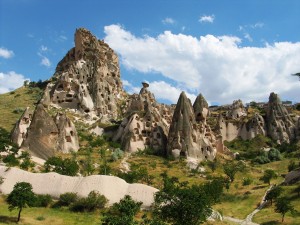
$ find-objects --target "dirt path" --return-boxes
[223,185,274,225]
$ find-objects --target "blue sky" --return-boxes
[1,0,300,105]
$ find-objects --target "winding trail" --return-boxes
[223,185,274,225]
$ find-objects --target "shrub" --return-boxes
[32,194,53,207]
[3,154,19,166]
[44,156,79,176]
[69,191,107,212]
[12,108,24,114]
[242,177,253,186]
[111,148,124,161]
[57,192,78,207]
[288,160,298,172]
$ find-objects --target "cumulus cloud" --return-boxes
[0,71,29,93]
[162,17,175,25]
[122,80,196,104]
[104,24,300,104]
[0,47,14,59]
[199,15,215,23]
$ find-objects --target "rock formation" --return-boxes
[227,99,247,119]
[21,104,79,159]
[11,107,33,147]
[49,28,126,121]
[113,83,173,153]
[0,165,157,208]
[266,92,295,144]
[167,92,217,160]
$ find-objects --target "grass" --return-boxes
[0,86,42,132]
[0,196,102,225]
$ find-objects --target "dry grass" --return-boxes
[0,86,42,132]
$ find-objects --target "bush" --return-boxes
[3,154,19,166]
[57,192,78,207]
[69,191,107,212]
[32,194,53,207]
[12,108,24,114]
[44,157,79,176]
[242,177,253,186]
[111,148,124,161]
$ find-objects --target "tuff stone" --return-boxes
[113,83,173,153]
[11,107,33,147]
[266,92,295,144]
[50,28,125,121]
[167,92,217,161]
[21,104,79,160]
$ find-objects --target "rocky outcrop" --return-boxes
[193,93,209,123]
[0,165,157,208]
[227,99,247,119]
[49,28,126,121]
[113,83,173,153]
[266,92,295,144]
[167,92,216,160]
[11,107,33,147]
[21,104,79,159]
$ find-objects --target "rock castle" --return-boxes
[11,28,300,161]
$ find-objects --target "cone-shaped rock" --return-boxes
[266,92,295,143]
[11,107,33,147]
[167,92,216,160]
[193,93,209,123]
[113,83,172,153]
[22,104,59,159]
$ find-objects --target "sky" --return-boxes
[1,0,300,105]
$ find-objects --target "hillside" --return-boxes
[0,86,43,132]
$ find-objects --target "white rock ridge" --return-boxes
[0,166,158,208]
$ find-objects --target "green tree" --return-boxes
[265,186,282,205]
[275,197,294,222]
[102,195,142,225]
[153,174,223,225]
[260,169,277,185]
[207,159,218,172]
[223,161,245,182]
[44,156,79,176]
[6,182,35,222]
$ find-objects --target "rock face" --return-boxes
[0,165,157,208]
[113,83,173,153]
[21,104,79,159]
[266,92,295,144]
[11,107,33,147]
[49,28,125,121]
[167,92,217,160]
[227,99,247,119]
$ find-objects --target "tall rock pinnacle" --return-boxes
[49,28,125,121]
[266,92,295,143]
[167,92,217,160]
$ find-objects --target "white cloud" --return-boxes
[162,17,175,25]
[0,47,14,59]
[251,22,264,28]
[199,15,215,23]
[122,80,196,104]
[0,71,29,94]
[104,24,300,104]
[244,33,253,42]
[59,35,67,41]
[40,56,51,67]
[40,45,48,52]
[148,81,197,103]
